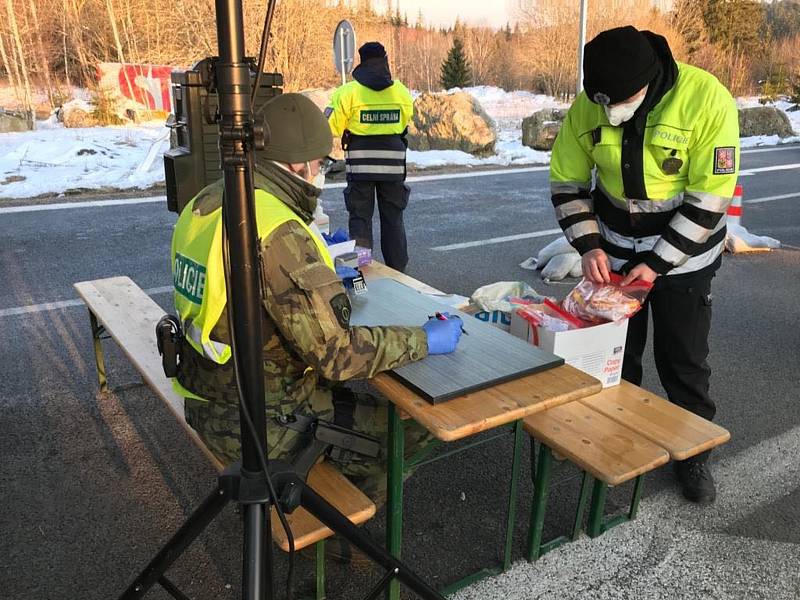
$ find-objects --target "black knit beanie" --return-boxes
[583,26,660,105]
[358,42,386,62]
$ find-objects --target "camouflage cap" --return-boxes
[256,93,333,164]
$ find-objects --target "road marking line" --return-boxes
[743,192,800,205]
[0,167,553,213]
[739,162,800,176]
[430,190,797,253]
[431,228,562,251]
[0,285,173,318]
[325,166,550,189]
[0,195,164,215]
[0,161,795,214]
[742,144,800,154]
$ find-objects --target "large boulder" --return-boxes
[0,109,32,132]
[407,91,496,156]
[57,99,100,128]
[60,106,99,128]
[521,108,565,151]
[738,106,794,138]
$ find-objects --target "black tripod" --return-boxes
[118,1,445,599]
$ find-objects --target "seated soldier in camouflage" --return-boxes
[170,93,462,526]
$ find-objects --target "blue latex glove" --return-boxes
[422,313,463,355]
[335,266,359,281]
[323,228,350,245]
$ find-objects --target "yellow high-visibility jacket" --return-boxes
[550,62,740,276]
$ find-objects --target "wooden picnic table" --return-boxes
[361,263,602,598]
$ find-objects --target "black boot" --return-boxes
[674,459,716,504]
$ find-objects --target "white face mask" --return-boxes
[304,161,326,191]
[604,86,648,126]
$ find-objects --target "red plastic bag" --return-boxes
[562,273,653,324]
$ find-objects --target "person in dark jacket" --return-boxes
[326,42,414,272]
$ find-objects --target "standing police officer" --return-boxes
[550,26,740,503]
[326,42,414,272]
[170,93,462,511]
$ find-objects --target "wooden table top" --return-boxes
[360,262,602,441]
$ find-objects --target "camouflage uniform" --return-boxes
[177,161,432,502]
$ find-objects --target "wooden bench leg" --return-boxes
[587,475,646,538]
[88,310,108,393]
[587,479,608,538]
[527,444,595,562]
[571,471,593,541]
[315,539,326,600]
[502,420,524,571]
[526,443,553,561]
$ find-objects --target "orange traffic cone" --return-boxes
[724,183,780,253]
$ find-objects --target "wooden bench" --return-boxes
[74,276,375,598]
[523,381,730,561]
[580,381,731,461]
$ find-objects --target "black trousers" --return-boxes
[622,270,716,441]
[344,180,410,272]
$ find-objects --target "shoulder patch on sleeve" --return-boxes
[329,293,351,329]
[713,146,736,175]
[323,106,334,118]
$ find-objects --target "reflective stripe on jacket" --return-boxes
[550,62,740,276]
[171,188,335,365]
[326,80,413,182]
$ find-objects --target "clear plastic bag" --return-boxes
[563,274,653,324]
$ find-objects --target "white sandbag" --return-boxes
[535,236,578,269]
[471,281,546,312]
[519,257,538,271]
[725,223,781,253]
[569,256,584,278]
[541,252,580,281]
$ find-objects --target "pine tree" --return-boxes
[440,37,473,90]
[702,0,765,54]
[415,8,423,29]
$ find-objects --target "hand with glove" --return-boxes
[323,228,350,246]
[422,312,464,355]
[335,265,359,281]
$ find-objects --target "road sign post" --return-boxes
[333,19,356,86]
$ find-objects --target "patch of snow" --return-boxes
[737,97,800,146]
[0,123,168,198]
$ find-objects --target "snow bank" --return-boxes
[0,86,796,199]
[0,123,168,198]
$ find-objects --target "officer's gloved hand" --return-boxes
[422,313,463,355]
[323,228,350,245]
[335,266,359,281]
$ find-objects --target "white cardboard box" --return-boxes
[510,311,629,387]
[460,304,512,331]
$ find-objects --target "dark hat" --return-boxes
[583,26,660,105]
[256,93,332,165]
[358,42,387,62]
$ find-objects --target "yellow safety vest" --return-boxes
[550,62,740,275]
[171,188,334,366]
[326,80,413,138]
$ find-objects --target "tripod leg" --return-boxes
[242,502,272,600]
[300,480,444,600]
[119,485,231,600]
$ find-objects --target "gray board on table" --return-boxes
[349,278,564,404]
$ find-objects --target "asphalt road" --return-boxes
[1,144,799,600]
